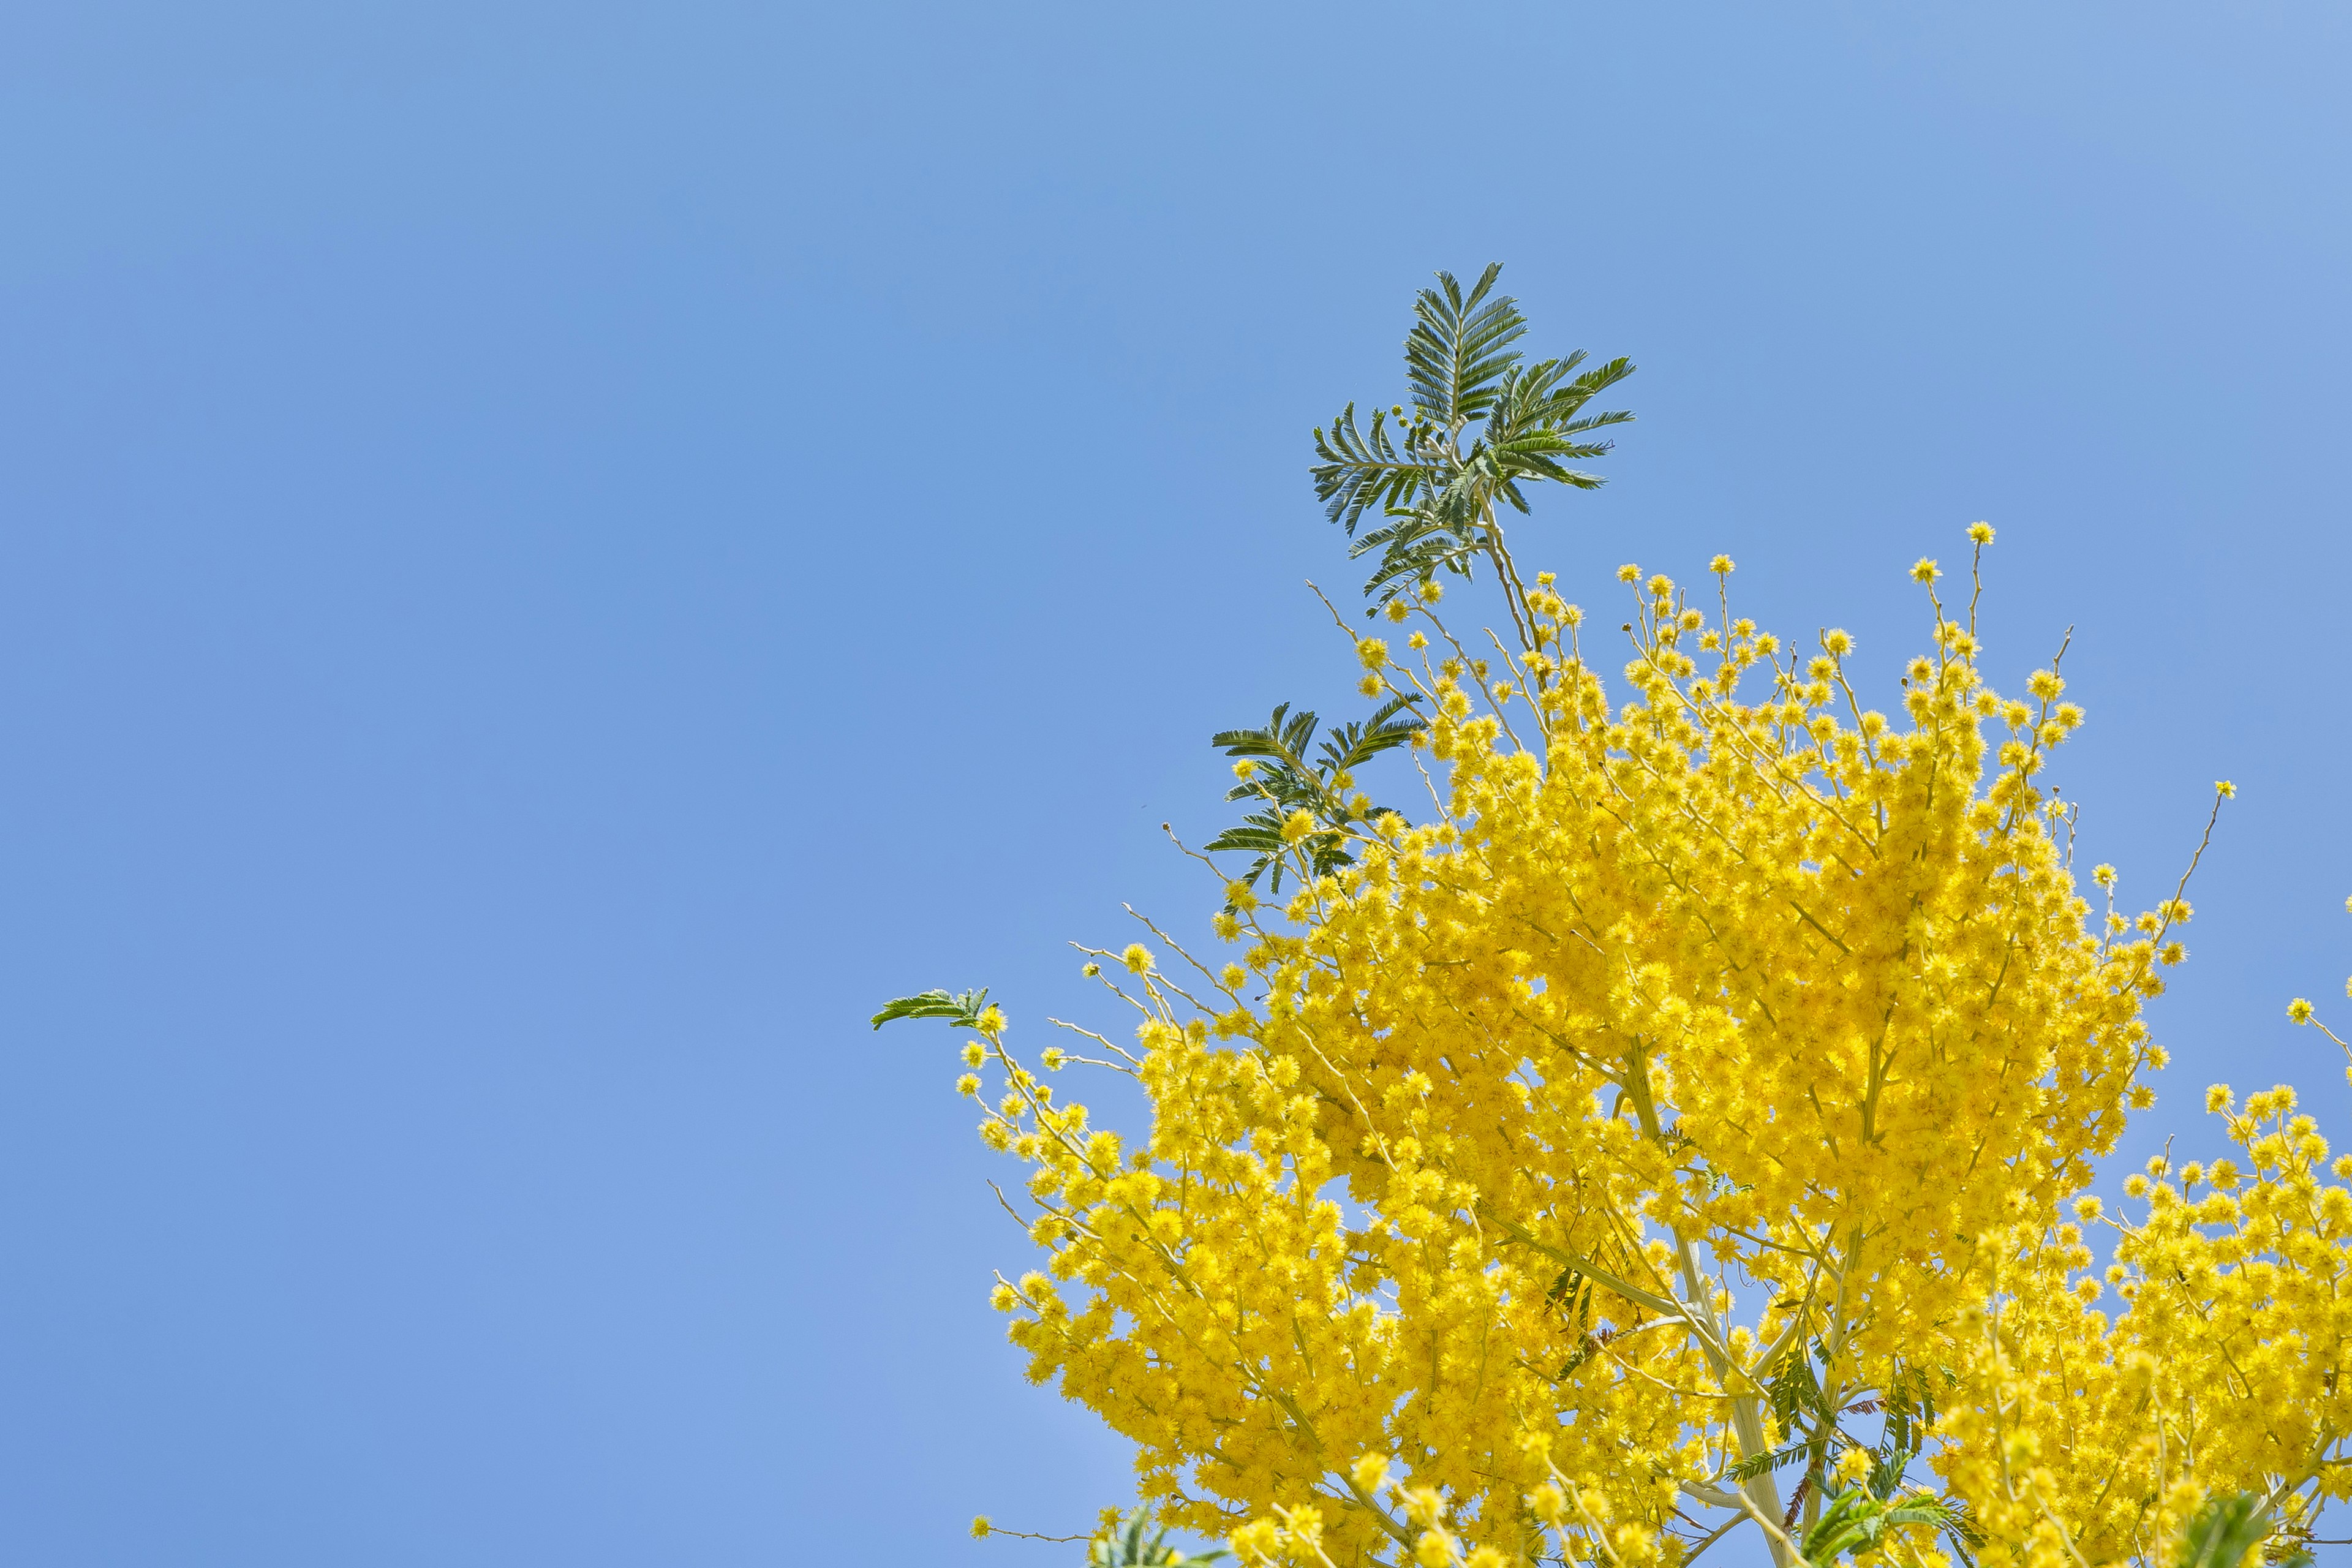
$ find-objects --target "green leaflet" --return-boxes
[1725,1441,1812,1484]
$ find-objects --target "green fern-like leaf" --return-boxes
[1090,1509,1231,1567]
[1404,262,1527,426]
[1724,1441,1812,1483]
[1311,264,1634,604]
[2175,1494,2297,1568]
[1205,697,1424,899]
[868,987,992,1031]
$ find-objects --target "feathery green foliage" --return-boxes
[1208,264,1621,895]
[1801,1486,1968,1568]
[1202,695,1423,899]
[1310,263,1632,617]
[1089,1509,1231,1567]
[2173,1494,2309,1568]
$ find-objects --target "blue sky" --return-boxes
[2,4,2349,1564]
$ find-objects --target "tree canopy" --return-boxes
[879,268,2352,1568]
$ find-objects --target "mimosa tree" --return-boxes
[876,267,2352,1568]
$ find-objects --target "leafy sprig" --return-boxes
[1736,1348,1981,1566]
[868,987,994,1031]
[1203,695,1424,897]
[2176,1494,2310,1568]
[1311,263,1633,612]
[1089,1509,1229,1567]
[1801,1486,1970,1568]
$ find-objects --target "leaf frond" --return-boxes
[869,987,993,1031]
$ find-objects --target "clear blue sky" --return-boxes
[2,4,2349,1564]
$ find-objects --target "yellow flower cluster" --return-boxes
[1936,1077,2352,1567]
[943,530,2348,1567]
